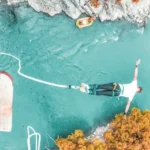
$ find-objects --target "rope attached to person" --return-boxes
[0,52,80,90]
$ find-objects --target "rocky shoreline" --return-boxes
[87,124,110,142]
[0,0,150,26]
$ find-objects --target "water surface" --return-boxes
[0,3,150,150]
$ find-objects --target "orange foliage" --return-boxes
[117,0,122,4]
[117,0,140,4]
[55,108,150,150]
[106,108,150,150]
[56,130,106,150]
[132,0,140,3]
[89,0,100,8]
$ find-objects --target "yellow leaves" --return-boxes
[66,130,84,141]
[76,145,87,150]
[116,142,122,150]
[55,108,150,150]
[56,138,76,150]
[67,134,76,141]
[120,132,129,141]
[77,138,86,145]
[95,144,107,150]
[89,0,100,8]
[86,144,95,150]
[90,138,101,146]
[128,137,134,143]
[74,130,84,137]
[56,138,68,147]
[104,131,113,141]
[132,0,140,3]
[56,129,106,150]
[104,108,150,150]
[109,122,116,128]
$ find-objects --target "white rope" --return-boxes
[45,134,56,150]
[47,134,56,144]
[27,126,41,150]
[0,52,80,89]
[27,127,57,150]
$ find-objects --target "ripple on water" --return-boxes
[0,54,17,71]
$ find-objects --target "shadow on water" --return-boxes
[53,117,92,137]
[9,5,18,24]
[48,117,91,149]
[0,4,18,26]
[92,97,139,127]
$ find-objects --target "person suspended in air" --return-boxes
[79,59,142,116]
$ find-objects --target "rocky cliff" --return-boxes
[2,0,150,26]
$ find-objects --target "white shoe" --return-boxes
[80,83,89,93]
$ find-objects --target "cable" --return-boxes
[0,52,80,89]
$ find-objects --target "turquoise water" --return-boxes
[0,3,150,150]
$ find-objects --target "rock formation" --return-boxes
[1,0,150,26]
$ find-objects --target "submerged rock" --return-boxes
[2,0,150,26]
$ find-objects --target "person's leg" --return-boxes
[88,84,96,90]
[116,84,121,91]
[96,83,115,90]
[87,84,99,95]
[80,83,100,94]
[86,84,94,95]
[88,83,116,95]
[96,90,120,96]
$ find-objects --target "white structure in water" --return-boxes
[0,72,13,132]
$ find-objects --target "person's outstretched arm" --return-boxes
[124,99,131,118]
[133,59,141,81]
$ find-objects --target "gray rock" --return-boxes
[1,0,150,26]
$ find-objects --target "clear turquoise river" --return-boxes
[0,3,150,150]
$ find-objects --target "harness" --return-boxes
[90,83,124,96]
[112,83,124,97]
[113,83,117,91]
